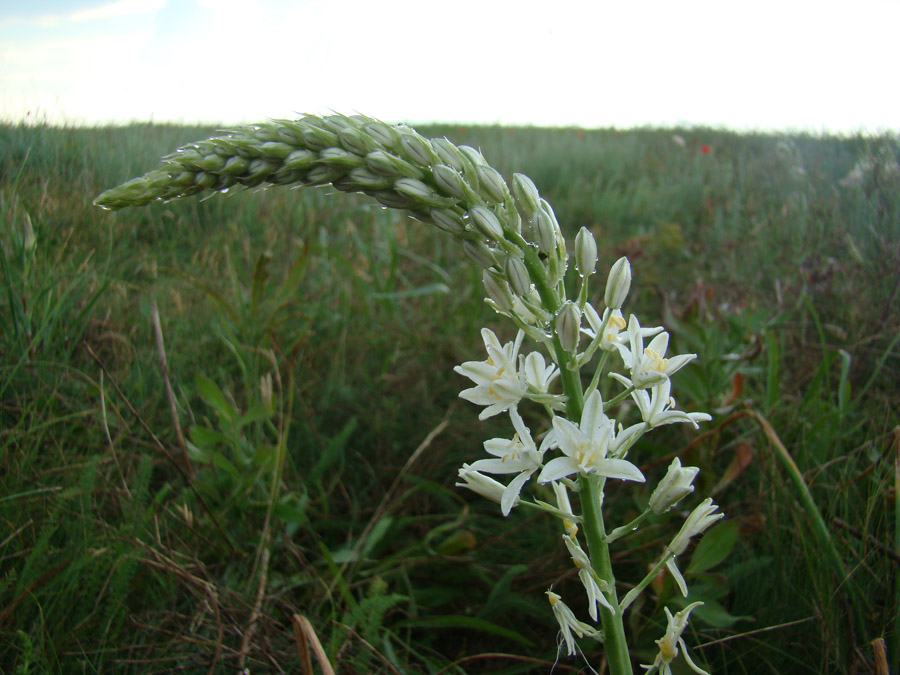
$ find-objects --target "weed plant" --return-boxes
[1,121,897,673]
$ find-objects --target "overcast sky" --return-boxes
[2,0,898,133]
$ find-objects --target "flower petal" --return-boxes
[593,457,645,482]
[537,456,579,483]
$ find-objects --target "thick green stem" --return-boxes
[516,230,630,669]
[579,475,633,675]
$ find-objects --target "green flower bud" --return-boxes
[364,121,400,149]
[504,255,531,297]
[429,208,466,235]
[459,145,487,167]
[575,227,598,277]
[300,123,339,150]
[532,203,558,254]
[246,158,278,181]
[399,132,436,166]
[432,164,467,199]
[469,205,504,240]
[483,269,514,311]
[394,177,455,207]
[338,128,373,155]
[258,141,294,161]
[556,302,581,352]
[369,189,413,209]
[511,173,541,217]
[432,138,467,171]
[221,156,250,175]
[305,164,342,185]
[318,147,365,168]
[194,171,218,189]
[283,149,317,171]
[197,153,226,172]
[476,165,510,203]
[604,256,632,310]
[364,150,423,179]
[348,167,393,189]
[462,240,497,268]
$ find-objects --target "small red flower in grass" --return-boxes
[700,144,712,155]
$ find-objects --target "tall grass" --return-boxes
[1,121,897,673]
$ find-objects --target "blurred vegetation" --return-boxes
[1,120,897,673]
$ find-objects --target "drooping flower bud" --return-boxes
[668,498,724,555]
[604,256,632,309]
[575,227,598,277]
[649,458,700,515]
[556,302,582,353]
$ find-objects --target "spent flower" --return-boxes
[641,602,709,675]
[546,591,601,657]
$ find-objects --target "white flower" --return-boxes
[668,498,724,556]
[666,498,724,597]
[456,465,510,506]
[537,390,645,484]
[468,408,547,515]
[649,458,700,515]
[523,351,559,393]
[619,315,696,390]
[546,590,601,657]
[582,304,632,363]
[563,534,615,620]
[640,602,709,675]
[630,379,712,429]
[454,328,527,420]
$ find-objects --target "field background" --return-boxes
[1,122,897,673]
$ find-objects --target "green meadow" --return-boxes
[1,121,897,673]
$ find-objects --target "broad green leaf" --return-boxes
[687,520,739,574]
[237,402,274,429]
[195,373,237,422]
[209,450,240,479]
[691,598,751,627]
[189,425,231,449]
[361,516,394,559]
